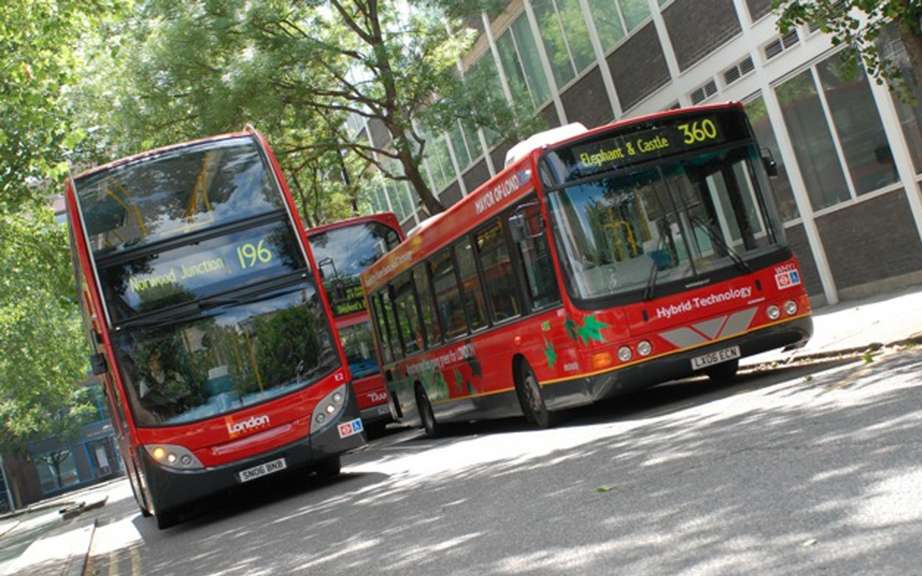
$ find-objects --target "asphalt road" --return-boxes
[83,348,922,576]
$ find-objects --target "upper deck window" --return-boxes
[76,137,283,258]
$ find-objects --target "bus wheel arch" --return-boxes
[513,355,556,429]
[414,381,439,437]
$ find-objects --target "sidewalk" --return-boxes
[743,284,922,367]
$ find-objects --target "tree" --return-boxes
[0,0,128,212]
[773,0,922,102]
[0,206,96,452]
[72,1,532,218]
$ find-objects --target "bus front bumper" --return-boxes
[139,391,365,515]
[544,315,813,409]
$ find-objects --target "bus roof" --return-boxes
[306,212,401,238]
[362,102,744,293]
[72,129,254,181]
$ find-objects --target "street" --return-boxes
[49,348,922,574]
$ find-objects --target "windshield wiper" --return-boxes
[689,216,752,275]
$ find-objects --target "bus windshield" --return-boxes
[112,284,338,426]
[547,144,783,302]
[77,137,284,257]
[338,320,380,379]
[310,222,401,316]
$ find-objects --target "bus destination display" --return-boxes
[546,111,750,185]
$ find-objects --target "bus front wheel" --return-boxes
[155,507,179,530]
[314,456,342,479]
[705,359,739,384]
[415,384,439,437]
[515,360,556,429]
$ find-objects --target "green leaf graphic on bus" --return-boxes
[577,315,610,344]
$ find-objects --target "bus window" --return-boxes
[413,264,441,347]
[380,288,403,359]
[393,276,422,355]
[371,292,394,363]
[509,199,560,311]
[455,236,488,331]
[430,248,467,340]
[475,219,521,323]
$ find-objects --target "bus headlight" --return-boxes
[784,300,798,316]
[766,305,781,320]
[617,346,633,363]
[144,444,203,470]
[312,385,348,428]
[637,341,653,357]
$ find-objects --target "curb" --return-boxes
[0,518,21,539]
[741,334,922,374]
[75,519,98,576]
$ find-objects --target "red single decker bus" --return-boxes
[306,214,404,430]
[66,128,365,528]
[361,103,813,435]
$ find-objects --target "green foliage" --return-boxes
[71,0,533,218]
[773,0,922,103]
[0,208,94,450]
[0,0,128,213]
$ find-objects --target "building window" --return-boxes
[775,51,897,211]
[533,0,595,88]
[35,449,80,493]
[423,131,457,193]
[815,56,899,194]
[745,94,799,222]
[496,13,552,110]
[588,0,651,52]
[881,28,922,175]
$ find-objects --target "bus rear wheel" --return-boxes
[415,385,439,437]
[705,359,739,384]
[515,360,556,429]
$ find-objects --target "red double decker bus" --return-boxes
[306,214,404,431]
[65,128,365,528]
[362,103,813,435]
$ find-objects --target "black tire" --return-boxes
[705,359,739,384]
[314,456,342,479]
[415,385,439,437]
[155,507,179,530]
[128,461,152,517]
[515,360,556,429]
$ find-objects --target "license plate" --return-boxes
[238,457,287,483]
[691,345,741,370]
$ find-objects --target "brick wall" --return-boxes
[816,191,922,289]
[662,0,742,71]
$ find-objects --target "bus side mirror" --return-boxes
[508,202,544,242]
[90,353,108,375]
[761,148,779,177]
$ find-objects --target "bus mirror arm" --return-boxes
[90,353,108,376]
[508,202,544,243]
[761,148,779,177]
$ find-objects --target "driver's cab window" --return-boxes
[507,196,560,311]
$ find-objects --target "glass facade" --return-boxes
[776,52,900,211]
[362,4,922,302]
[533,0,594,88]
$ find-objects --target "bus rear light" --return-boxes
[312,385,347,428]
[637,341,653,357]
[766,305,781,320]
[617,346,633,363]
[784,300,798,316]
[591,352,612,369]
[144,444,203,470]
